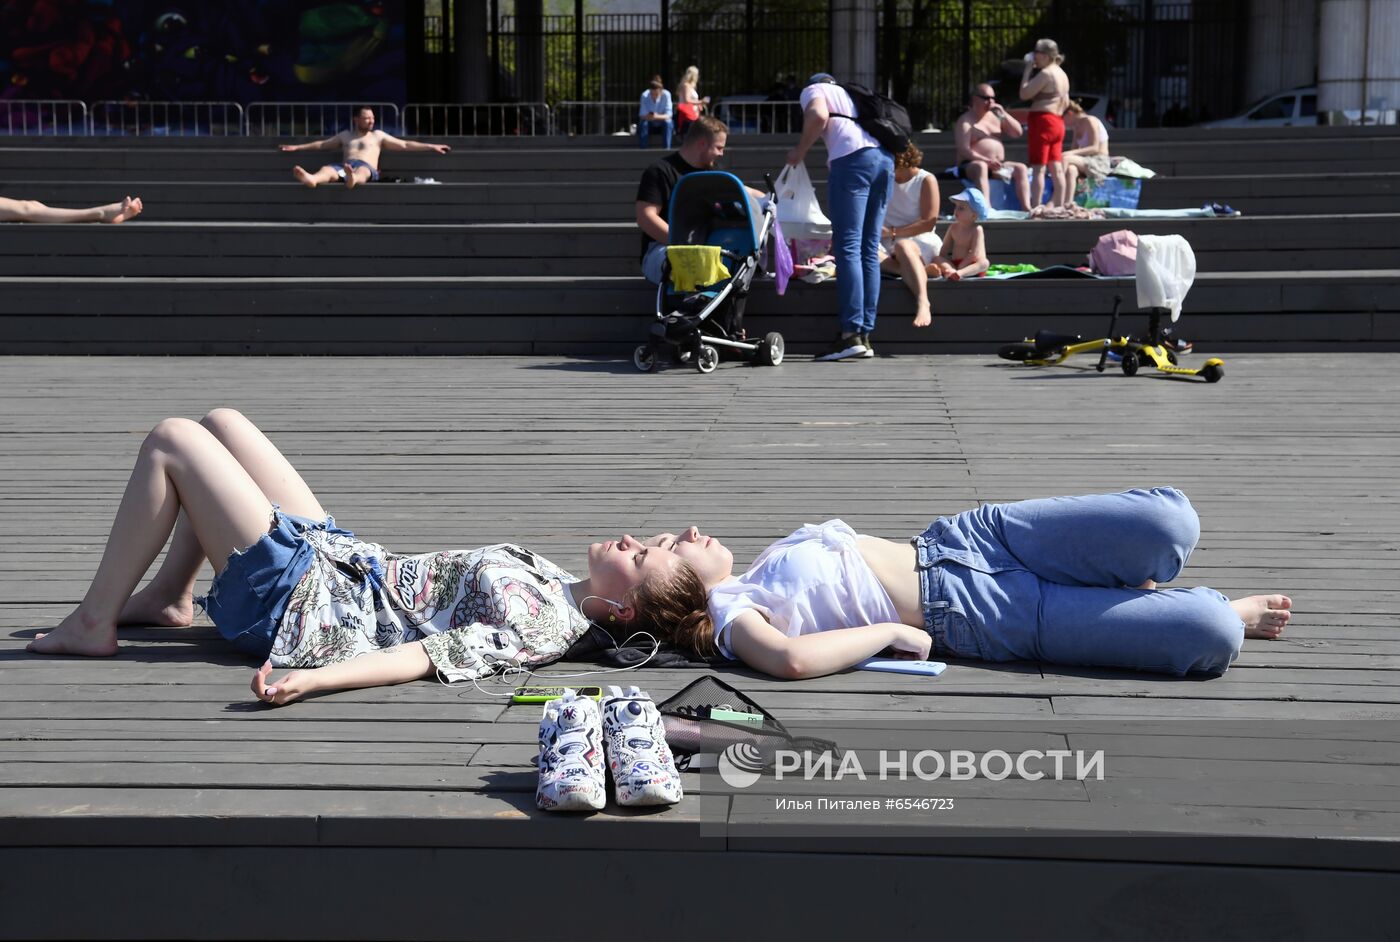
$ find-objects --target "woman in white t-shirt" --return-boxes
[878,142,941,328]
[624,489,1292,680]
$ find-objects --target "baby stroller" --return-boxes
[633,171,785,374]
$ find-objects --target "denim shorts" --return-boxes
[331,159,380,182]
[201,507,354,659]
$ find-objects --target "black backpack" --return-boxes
[831,83,913,155]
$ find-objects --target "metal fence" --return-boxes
[481,0,1246,130]
[884,0,1247,130]
[553,100,637,136]
[243,102,402,137]
[90,101,243,136]
[403,102,551,136]
[0,100,88,136]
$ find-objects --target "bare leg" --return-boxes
[119,409,328,627]
[1030,164,1046,207]
[30,419,277,656]
[0,195,142,224]
[1230,595,1292,640]
[1049,160,1067,208]
[963,161,991,205]
[344,165,373,189]
[1010,163,1032,211]
[1064,163,1081,204]
[292,166,341,188]
[892,239,931,327]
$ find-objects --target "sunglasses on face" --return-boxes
[976,94,996,101]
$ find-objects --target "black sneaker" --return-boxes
[814,333,868,362]
[857,333,875,358]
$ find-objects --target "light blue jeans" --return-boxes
[827,146,894,336]
[915,488,1244,676]
[642,241,667,284]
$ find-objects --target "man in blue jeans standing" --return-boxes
[786,73,894,361]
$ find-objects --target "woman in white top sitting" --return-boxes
[878,142,941,328]
[623,489,1291,680]
[1061,99,1111,203]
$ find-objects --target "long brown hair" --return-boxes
[627,562,715,657]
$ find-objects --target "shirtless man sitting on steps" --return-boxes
[279,105,451,189]
[954,84,1032,212]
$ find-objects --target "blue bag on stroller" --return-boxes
[633,171,785,374]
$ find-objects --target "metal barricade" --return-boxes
[0,100,89,136]
[244,102,401,137]
[553,101,641,137]
[711,99,805,135]
[90,101,243,136]
[403,103,551,136]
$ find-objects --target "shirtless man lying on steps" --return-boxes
[279,105,451,188]
[0,195,142,224]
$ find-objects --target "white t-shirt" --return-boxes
[709,519,901,660]
[800,83,880,165]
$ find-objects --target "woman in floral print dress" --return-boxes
[28,410,707,705]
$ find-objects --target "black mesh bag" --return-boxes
[657,675,836,770]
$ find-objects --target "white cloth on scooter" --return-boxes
[1135,234,1196,322]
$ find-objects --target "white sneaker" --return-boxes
[536,692,607,812]
[601,686,683,807]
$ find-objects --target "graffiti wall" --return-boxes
[0,0,405,103]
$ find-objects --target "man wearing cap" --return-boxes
[954,84,1032,212]
[786,73,895,361]
[931,188,990,281]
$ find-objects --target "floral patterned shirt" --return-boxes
[269,525,590,682]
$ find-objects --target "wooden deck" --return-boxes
[3,353,1399,938]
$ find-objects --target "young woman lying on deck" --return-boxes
[635,490,1291,679]
[29,410,706,704]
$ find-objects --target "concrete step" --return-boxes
[2,215,1396,278]
[7,173,1398,221]
[3,270,1395,355]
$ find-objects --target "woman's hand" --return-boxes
[252,660,315,706]
[887,625,933,660]
[882,224,895,240]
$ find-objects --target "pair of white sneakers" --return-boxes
[535,685,683,812]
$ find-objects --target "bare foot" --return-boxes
[1136,579,1157,590]
[344,168,358,189]
[28,608,119,656]
[1230,594,1292,640]
[117,586,194,628]
[913,303,932,328]
[99,196,143,224]
[293,166,317,188]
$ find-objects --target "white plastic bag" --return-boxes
[775,163,832,241]
[1136,234,1196,322]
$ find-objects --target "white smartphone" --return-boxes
[857,658,947,676]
